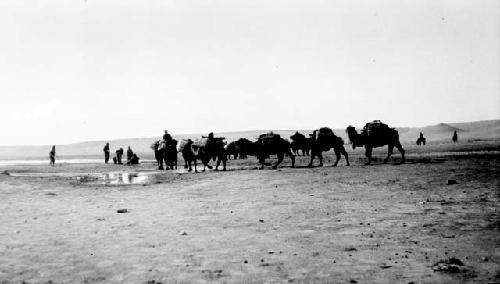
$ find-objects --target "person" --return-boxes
[452,130,458,143]
[103,143,110,164]
[126,146,133,161]
[49,145,56,166]
[163,130,172,145]
[419,132,424,139]
[116,148,124,164]
[126,153,140,165]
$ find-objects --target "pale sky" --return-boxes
[1,0,498,145]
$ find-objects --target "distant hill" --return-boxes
[0,120,498,160]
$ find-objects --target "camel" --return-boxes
[151,139,178,170]
[253,133,295,169]
[346,121,405,165]
[290,132,311,156]
[181,138,226,173]
[308,127,349,167]
[416,132,426,146]
[226,138,251,160]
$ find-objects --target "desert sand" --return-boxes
[0,141,499,283]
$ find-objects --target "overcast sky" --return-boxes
[0,0,498,145]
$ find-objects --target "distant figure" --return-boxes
[103,143,110,163]
[416,132,426,146]
[163,130,172,144]
[116,148,124,164]
[49,145,56,166]
[126,146,133,161]
[452,130,458,143]
[126,153,140,165]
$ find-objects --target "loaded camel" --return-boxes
[308,127,349,167]
[346,121,405,165]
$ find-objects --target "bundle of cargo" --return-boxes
[362,120,389,137]
[258,131,280,141]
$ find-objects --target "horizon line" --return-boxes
[1,118,498,147]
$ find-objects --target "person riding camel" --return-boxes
[163,130,173,145]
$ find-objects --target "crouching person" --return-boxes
[126,153,140,165]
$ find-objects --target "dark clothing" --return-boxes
[126,148,133,161]
[163,133,172,143]
[127,154,140,165]
[103,144,110,164]
[116,148,124,164]
[49,147,55,166]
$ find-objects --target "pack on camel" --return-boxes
[179,137,227,173]
[151,139,178,170]
[308,127,349,167]
[290,131,311,156]
[253,132,295,169]
[346,120,405,165]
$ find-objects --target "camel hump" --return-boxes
[318,127,334,135]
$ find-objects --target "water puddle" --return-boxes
[99,172,151,185]
[7,171,155,185]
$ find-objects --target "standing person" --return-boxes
[116,148,124,164]
[126,146,133,161]
[103,143,110,164]
[49,145,56,166]
[452,130,458,143]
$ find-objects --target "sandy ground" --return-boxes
[0,141,499,283]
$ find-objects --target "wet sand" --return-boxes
[0,141,499,283]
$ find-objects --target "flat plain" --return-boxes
[0,140,499,283]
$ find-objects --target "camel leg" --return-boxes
[288,149,295,168]
[343,148,350,166]
[365,147,373,165]
[384,145,394,164]
[215,156,221,171]
[333,149,341,167]
[194,159,198,173]
[318,152,323,167]
[164,157,169,170]
[273,153,284,169]
[395,142,405,164]
[158,156,164,170]
[308,151,315,167]
[222,155,227,171]
[259,157,265,170]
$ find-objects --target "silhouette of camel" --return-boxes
[308,127,349,167]
[346,121,405,165]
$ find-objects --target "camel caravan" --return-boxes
[145,120,407,173]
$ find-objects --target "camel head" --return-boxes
[346,126,363,149]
